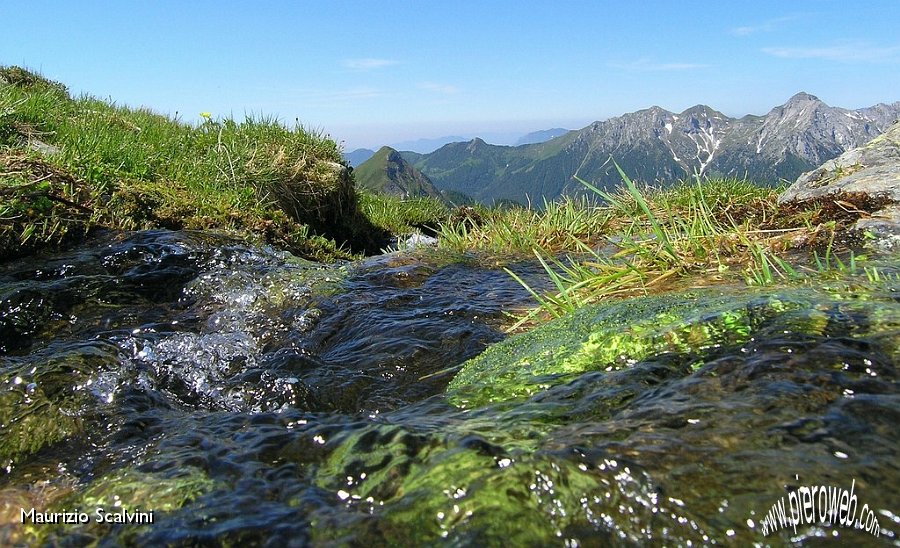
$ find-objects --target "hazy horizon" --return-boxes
[334,89,898,153]
[337,119,589,152]
[3,1,898,150]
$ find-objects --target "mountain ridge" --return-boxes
[344,148,376,167]
[401,93,900,205]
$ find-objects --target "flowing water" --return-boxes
[0,229,898,546]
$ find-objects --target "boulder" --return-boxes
[778,120,900,246]
[447,289,843,408]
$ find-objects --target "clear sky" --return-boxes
[3,1,899,150]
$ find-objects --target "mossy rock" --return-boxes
[447,286,899,408]
[312,422,699,545]
[268,159,355,227]
[22,467,214,545]
[0,385,81,467]
[0,343,122,466]
[311,424,566,544]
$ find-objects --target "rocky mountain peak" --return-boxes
[681,104,727,118]
[396,93,900,205]
[679,105,729,132]
[787,91,822,105]
[382,146,404,163]
[466,138,489,153]
[354,145,446,202]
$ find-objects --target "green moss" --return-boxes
[314,425,425,501]
[23,468,214,545]
[0,343,124,466]
[312,424,600,545]
[364,450,581,544]
[312,421,698,545]
[0,385,81,466]
[73,469,213,513]
[446,286,897,408]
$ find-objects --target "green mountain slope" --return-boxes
[404,136,582,205]
[405,95,900,205]
[354,146,446,201]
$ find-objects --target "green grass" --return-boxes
[0,66,392,261]
[438,195,611,255]
[435,164,885,328]
[358,192,449,236]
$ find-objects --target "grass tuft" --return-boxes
[436,162,890,327]
[0,66,398,260]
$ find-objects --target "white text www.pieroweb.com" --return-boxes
[756,477,881,538]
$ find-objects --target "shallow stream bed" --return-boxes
[0,230,898,546]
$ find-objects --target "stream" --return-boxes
[0,229,898,546]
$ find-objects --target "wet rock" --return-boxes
[447,287,899,408]
[25,468,215,545]
[855,203,900,250]
[0,342,124,467]
[312,419,709,546]
[0,381,81,467]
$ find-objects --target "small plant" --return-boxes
[484,161,878,327]
[863,266,900,285]
[576,165,679,263]
[742,241,798,286]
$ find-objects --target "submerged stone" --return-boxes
[447,286,899,408]
[0,342,125,467]
[21,468,214,545]
[0,382,81,467]
[312,419,711,545]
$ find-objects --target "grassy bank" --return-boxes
[3,66,890,313]
[438,168,895,327]
[0,66,451,261]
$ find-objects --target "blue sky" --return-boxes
[3,1,899,150]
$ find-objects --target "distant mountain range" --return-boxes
[343,128,573,168]
[387,135,469,154]
[514,128,570,146]
[344,148,377,167]
[370,93,898,205]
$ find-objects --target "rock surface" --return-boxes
[446,286,899,408]
[779,120,900,203]
[779,120,900,245]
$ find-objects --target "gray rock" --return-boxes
[28,139,61,156]
[778,121,900,242]
[395,233,438,251]
[778,120,900,204]
[855,204,900,250]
